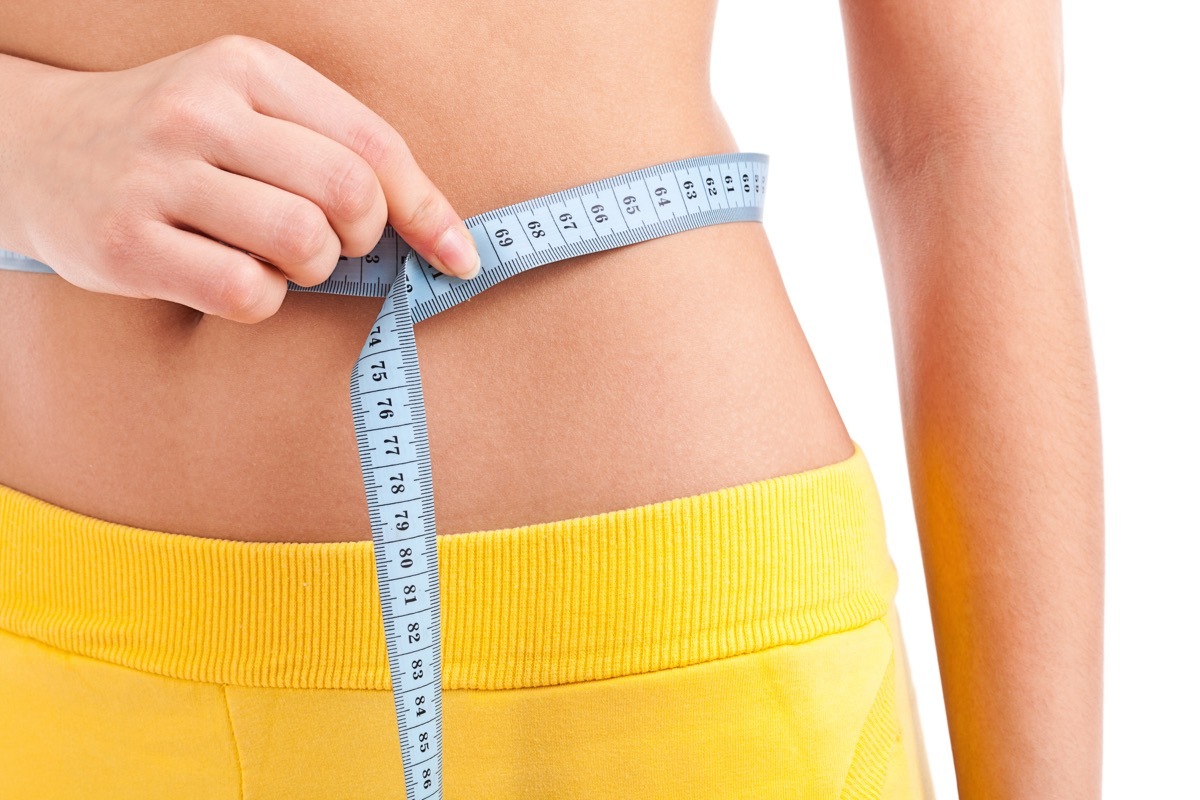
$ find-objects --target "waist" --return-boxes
[0,178,853,543]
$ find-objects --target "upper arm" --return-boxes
[837,0,1066,179]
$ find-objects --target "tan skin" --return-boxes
[0,1,1102,797]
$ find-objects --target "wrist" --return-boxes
[0,55,83,259]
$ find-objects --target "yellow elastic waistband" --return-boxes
[0,442,897,691]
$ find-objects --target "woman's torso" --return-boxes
[0,0,853,542]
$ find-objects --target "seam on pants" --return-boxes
[443,613,899,697]
[879,608,906,757]
[219,685,247,800]
[838,652,899,799]
[838,611,904,800]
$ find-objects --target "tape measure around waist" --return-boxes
[1,151,768,798]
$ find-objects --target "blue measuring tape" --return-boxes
[1,151,769,798]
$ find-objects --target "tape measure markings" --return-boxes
[351,277,443,799]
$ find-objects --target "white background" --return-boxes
[712,2,1198,797]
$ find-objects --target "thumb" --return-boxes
[361,132,480,280]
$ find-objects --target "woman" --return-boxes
[0,1,1103,798]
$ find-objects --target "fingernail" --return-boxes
[434,226,481,279]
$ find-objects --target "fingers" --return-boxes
[216,36,481,278]
[204,109,389,259]
[166,161,342,287]
[135,220,289,323]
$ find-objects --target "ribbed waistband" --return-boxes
[0,441,897,691]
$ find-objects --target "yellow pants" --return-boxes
[0,441,933,799]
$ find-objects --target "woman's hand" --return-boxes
[8,35,481,323]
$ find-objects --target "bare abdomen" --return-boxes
[0,1,854,542]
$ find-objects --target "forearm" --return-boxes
[885,136,1102,800]
[838,2,1104,797]
[0,52,68,256]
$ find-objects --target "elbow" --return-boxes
[852,92,1066,193]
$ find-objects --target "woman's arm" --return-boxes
[837,1,1103,797]
[0,53,57,258]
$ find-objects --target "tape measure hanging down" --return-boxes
[1,152,769,799]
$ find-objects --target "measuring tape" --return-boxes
[1,151,768,798]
